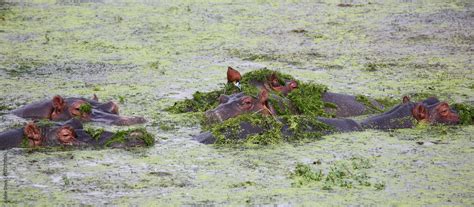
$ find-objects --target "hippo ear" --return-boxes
[435,102,451,117]
[92,94,98,101]
[412,103,429,122]
[52,95,65,112]
[258,89,276,116]
[402,96,410,104]
[24,122,40,138]
[258,89,269,104]
[24,122,42,147]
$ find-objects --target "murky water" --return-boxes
[0,0,473,205]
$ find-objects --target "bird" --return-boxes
[227,66,242,90]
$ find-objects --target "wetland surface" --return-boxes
[0,0,473,205]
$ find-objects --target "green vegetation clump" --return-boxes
[356,95,384,113]
[21,135,30,148]
[208,113,283,146]
[166,89,226,113]
[240,68,295,90]
[166,69,295,113]
[280,115,333,141]
[168,69,332,118]
[104,128,155,147]
[290,163,323,187]
[290,157,383,190]
[452,103,474,125]
[34,119,55,128]
[84,127,105,141]
[206,113,331,145]
[287,82,330,116]
[79,102,93,114]
[374,97,401,109]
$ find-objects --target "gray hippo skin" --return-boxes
[11,95,146,126]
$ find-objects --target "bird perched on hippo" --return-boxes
[168,66,384,118]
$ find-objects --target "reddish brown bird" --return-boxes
[227,66,242,90]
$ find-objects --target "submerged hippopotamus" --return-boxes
[0,119,154,150]
[206,90,275,123]
[360,96,460,129]
[226,67,383,118]
[11,95,146,126]
[197,96,460,144]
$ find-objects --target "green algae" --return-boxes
[208,114,283,146]
[206,113,331,146]
[286,82,330,116]
[1,0,473,205]
[168,69,332,118]
[34,119,55,128]
[290,163,323,187]
[104,128,155,147]
[20,133,29,148]
[84,127,104,141]
[291,157,381,190]
[78,102,92,114]
[355,95,384,113]
[165,89,224,113]
[280,115,333,141]
[166,69,295,113]
[452,103,474,125]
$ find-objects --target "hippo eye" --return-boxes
[72,105,82,115]
[241,97,253,107]
[439,108,449,116]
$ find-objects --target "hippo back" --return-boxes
[360,102,416,130]
[0,128,25,149]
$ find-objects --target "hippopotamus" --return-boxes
[0,119,154,150]
[196,96,460,144]
[360,96,460,129]
[195,116,363,144]
[205,90,275,124]
[10,95,146,126]
[227,67,384,118]
[205,85,383,124]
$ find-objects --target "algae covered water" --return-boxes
[0,0,473,205]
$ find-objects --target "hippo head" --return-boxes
[23,122,79,147]
[412,102,460,125]
[48,95,144,125]
[57,95,121,119]
[267,73,298,95]
[205,90,275,123]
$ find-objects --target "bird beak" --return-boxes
[233,81,241,90]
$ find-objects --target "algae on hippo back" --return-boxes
[166,68,333,118]
[204,113,333,146]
